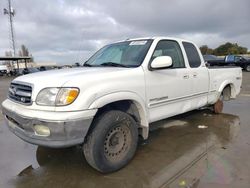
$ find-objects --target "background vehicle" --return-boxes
[14,67,40,75]
[0,64,8,76]
[207,55,250,71]
[22,67,40,75]
[2,37,242,173]
[39,66,56,71]
[203,54,223,62]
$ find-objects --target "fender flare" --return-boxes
[89,91,149,139]
[218,80,236,98]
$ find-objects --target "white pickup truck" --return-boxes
[2,37,242,173]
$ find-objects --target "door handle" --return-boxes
[192,72,198,78]
[183,74,189,79]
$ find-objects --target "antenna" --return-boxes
[4,0,16,56]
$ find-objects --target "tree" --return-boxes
[200,45,208,55]
[238,46,248,54]
[213,42,232,55]
[4,51,13,67]
[200,45,214,55]
[5,51,12,57]
[17,44,34,62]
[19,44,29,56]
[213,42,248,56]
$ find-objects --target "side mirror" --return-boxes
[151,56,173,70]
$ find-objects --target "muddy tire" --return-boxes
[213,98,223,114]
[83,110,138,173]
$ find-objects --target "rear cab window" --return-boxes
[182,42,201,68]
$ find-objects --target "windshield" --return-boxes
[85,40,153,67]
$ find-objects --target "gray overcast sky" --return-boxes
[0,0,249,64]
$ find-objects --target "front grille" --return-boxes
[8,83,32,105]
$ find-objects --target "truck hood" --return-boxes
[13,67,138,98]
[11,66,145,111]
[14,67,131,87]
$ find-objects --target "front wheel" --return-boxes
[83,110,138,173]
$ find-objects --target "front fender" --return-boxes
[89,91,149,139]
[89,91,144,109]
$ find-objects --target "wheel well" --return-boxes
[91,100,149,139]
[222,84,232,101]
[96,100,141,123]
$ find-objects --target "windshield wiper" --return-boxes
[100,62,129,68]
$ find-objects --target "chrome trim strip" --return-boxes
[15,90,32,97]
[149,96,169,102]
[149,91,208,107]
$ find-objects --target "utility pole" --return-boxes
[4,0,16,56]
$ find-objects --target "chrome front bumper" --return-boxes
[2,104,94,148]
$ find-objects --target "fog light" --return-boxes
[34,125,50,136]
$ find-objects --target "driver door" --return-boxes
[145,40,193,122]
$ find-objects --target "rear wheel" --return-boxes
[83,110,138,173]
[213,94,224,114]
[213,98,223,113]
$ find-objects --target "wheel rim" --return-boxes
[104,124,132,162]
[247,65,250,72]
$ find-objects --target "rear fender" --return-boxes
[218,81,236,99]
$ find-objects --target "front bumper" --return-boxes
[1,100,96,148]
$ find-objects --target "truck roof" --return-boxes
[115,37,194,45]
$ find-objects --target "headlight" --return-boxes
[36,88,59,106]
[56,88,79,106]
[36,87,79,106]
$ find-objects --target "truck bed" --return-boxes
[207,67,242,104]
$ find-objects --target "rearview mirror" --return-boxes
[151,56,173,70]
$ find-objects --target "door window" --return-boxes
[151,40,185,68]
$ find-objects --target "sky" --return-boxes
[0,0,249,65]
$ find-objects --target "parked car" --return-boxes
[23,67,40,75]
[0,64,8,76]
[39,66,57,71]
[2,37,242,173]
[203,54,220,62]
[207,54,250,71]
[14,67,40,75]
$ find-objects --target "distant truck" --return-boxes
[206,55,250,72]
[2,37,242,173]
